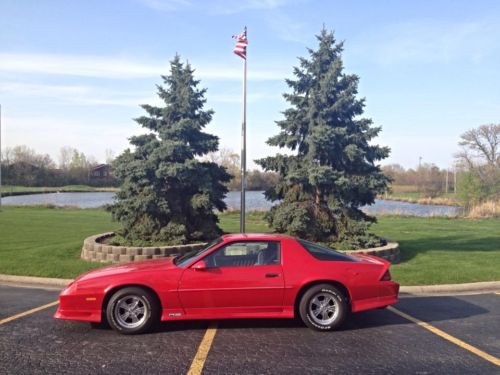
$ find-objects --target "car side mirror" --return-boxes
[192,260,207,271]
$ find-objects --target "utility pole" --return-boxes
[418,156,422,169]
[445,168,449,194]
[454,166,457,194]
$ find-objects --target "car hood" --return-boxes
[75,257,178,283]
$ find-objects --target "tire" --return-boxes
[299,284,347,331]
[106,287,159,335]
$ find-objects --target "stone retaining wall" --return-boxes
[80,233,206,263]
[81,233,400,264]
[344,242,400,263]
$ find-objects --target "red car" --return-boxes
[55,233,399,334]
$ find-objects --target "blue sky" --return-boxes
[1,0,499,169]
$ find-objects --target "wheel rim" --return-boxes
[114,295,148,329]
[308,292,339,326]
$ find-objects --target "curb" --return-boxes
[399,281,500,295]
[0,274,498,295]
[0,274,72,288]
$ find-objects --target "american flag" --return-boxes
[232,27,248,60]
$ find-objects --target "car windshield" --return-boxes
[174,237,223,267]
[298,239,355,262]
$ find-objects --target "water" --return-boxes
[1,190,462,216]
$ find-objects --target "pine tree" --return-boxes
[256,29,390,248]
[109,55,231,244]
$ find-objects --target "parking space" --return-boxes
[0,284,59,320]
[0,284,498,374]
[394,294,500,358]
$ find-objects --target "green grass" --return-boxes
[0,206,118,278]
[372,217,500,285]
[221,212,500,285]
[0,207,498,285]
[218,211,270,233]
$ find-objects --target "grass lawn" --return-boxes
[372,217,500,285]
[0,206,498,285]
[0,206,118,278]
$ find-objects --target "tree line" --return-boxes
[382,163,456,197]
[0,145,117,187]
[204,148,278,191]
[455,124,499,208]
[383,123,499,206]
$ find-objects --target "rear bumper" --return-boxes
[351,281,399,312]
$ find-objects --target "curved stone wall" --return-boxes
[81,233,400,264]
[80,232,206,263]
[344,241,400,263]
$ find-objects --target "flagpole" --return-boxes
[240,41,247,233]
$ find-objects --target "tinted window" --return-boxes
[298,239,355,262]
[175,238,223,267]
[204,241,280,268]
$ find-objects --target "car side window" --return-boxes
[204,241,280,268]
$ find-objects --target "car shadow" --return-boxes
[344,295,490,331]
[152,295,490,333]
[87,295,490,334]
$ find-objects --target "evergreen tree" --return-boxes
[109,56,231,244]
[256,29,390,248]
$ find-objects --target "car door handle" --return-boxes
[265,273,280,278]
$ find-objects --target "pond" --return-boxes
[1,190,462,217]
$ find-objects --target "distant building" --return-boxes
[89,164,115,186]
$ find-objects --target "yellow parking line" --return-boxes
[0,301,59,326]
[187,322,218,375]
[388,306,500,367]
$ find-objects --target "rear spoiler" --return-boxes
[351,253,392,280]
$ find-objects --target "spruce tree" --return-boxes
[256,29,390,248]
[109,55,231,244]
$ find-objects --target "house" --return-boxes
[90,164,111,178]
[89,164,115,186]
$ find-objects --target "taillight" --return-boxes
[381,270,391,281]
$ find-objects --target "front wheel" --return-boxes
[299,284,347,331]
[106,287,159,334]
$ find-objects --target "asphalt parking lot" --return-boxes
[0,284,498,374]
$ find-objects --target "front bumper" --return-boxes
[53,282,103,323]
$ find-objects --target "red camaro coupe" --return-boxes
[55,233,399,334]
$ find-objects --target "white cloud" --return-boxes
[0,81,152,107]
[137,0,191,11]
[0,53,163,78]
[354,18,500,65]
[0,53,288,81]
[0,81,282,108]
[138,0,295,14]
[209,0,293,15]
[263,12,309,44]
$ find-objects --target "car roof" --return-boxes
[221,233,295,241]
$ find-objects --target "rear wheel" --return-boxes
[106,287,159,334]
[299,284,347,331]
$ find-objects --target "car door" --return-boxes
[178,240,285,317]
